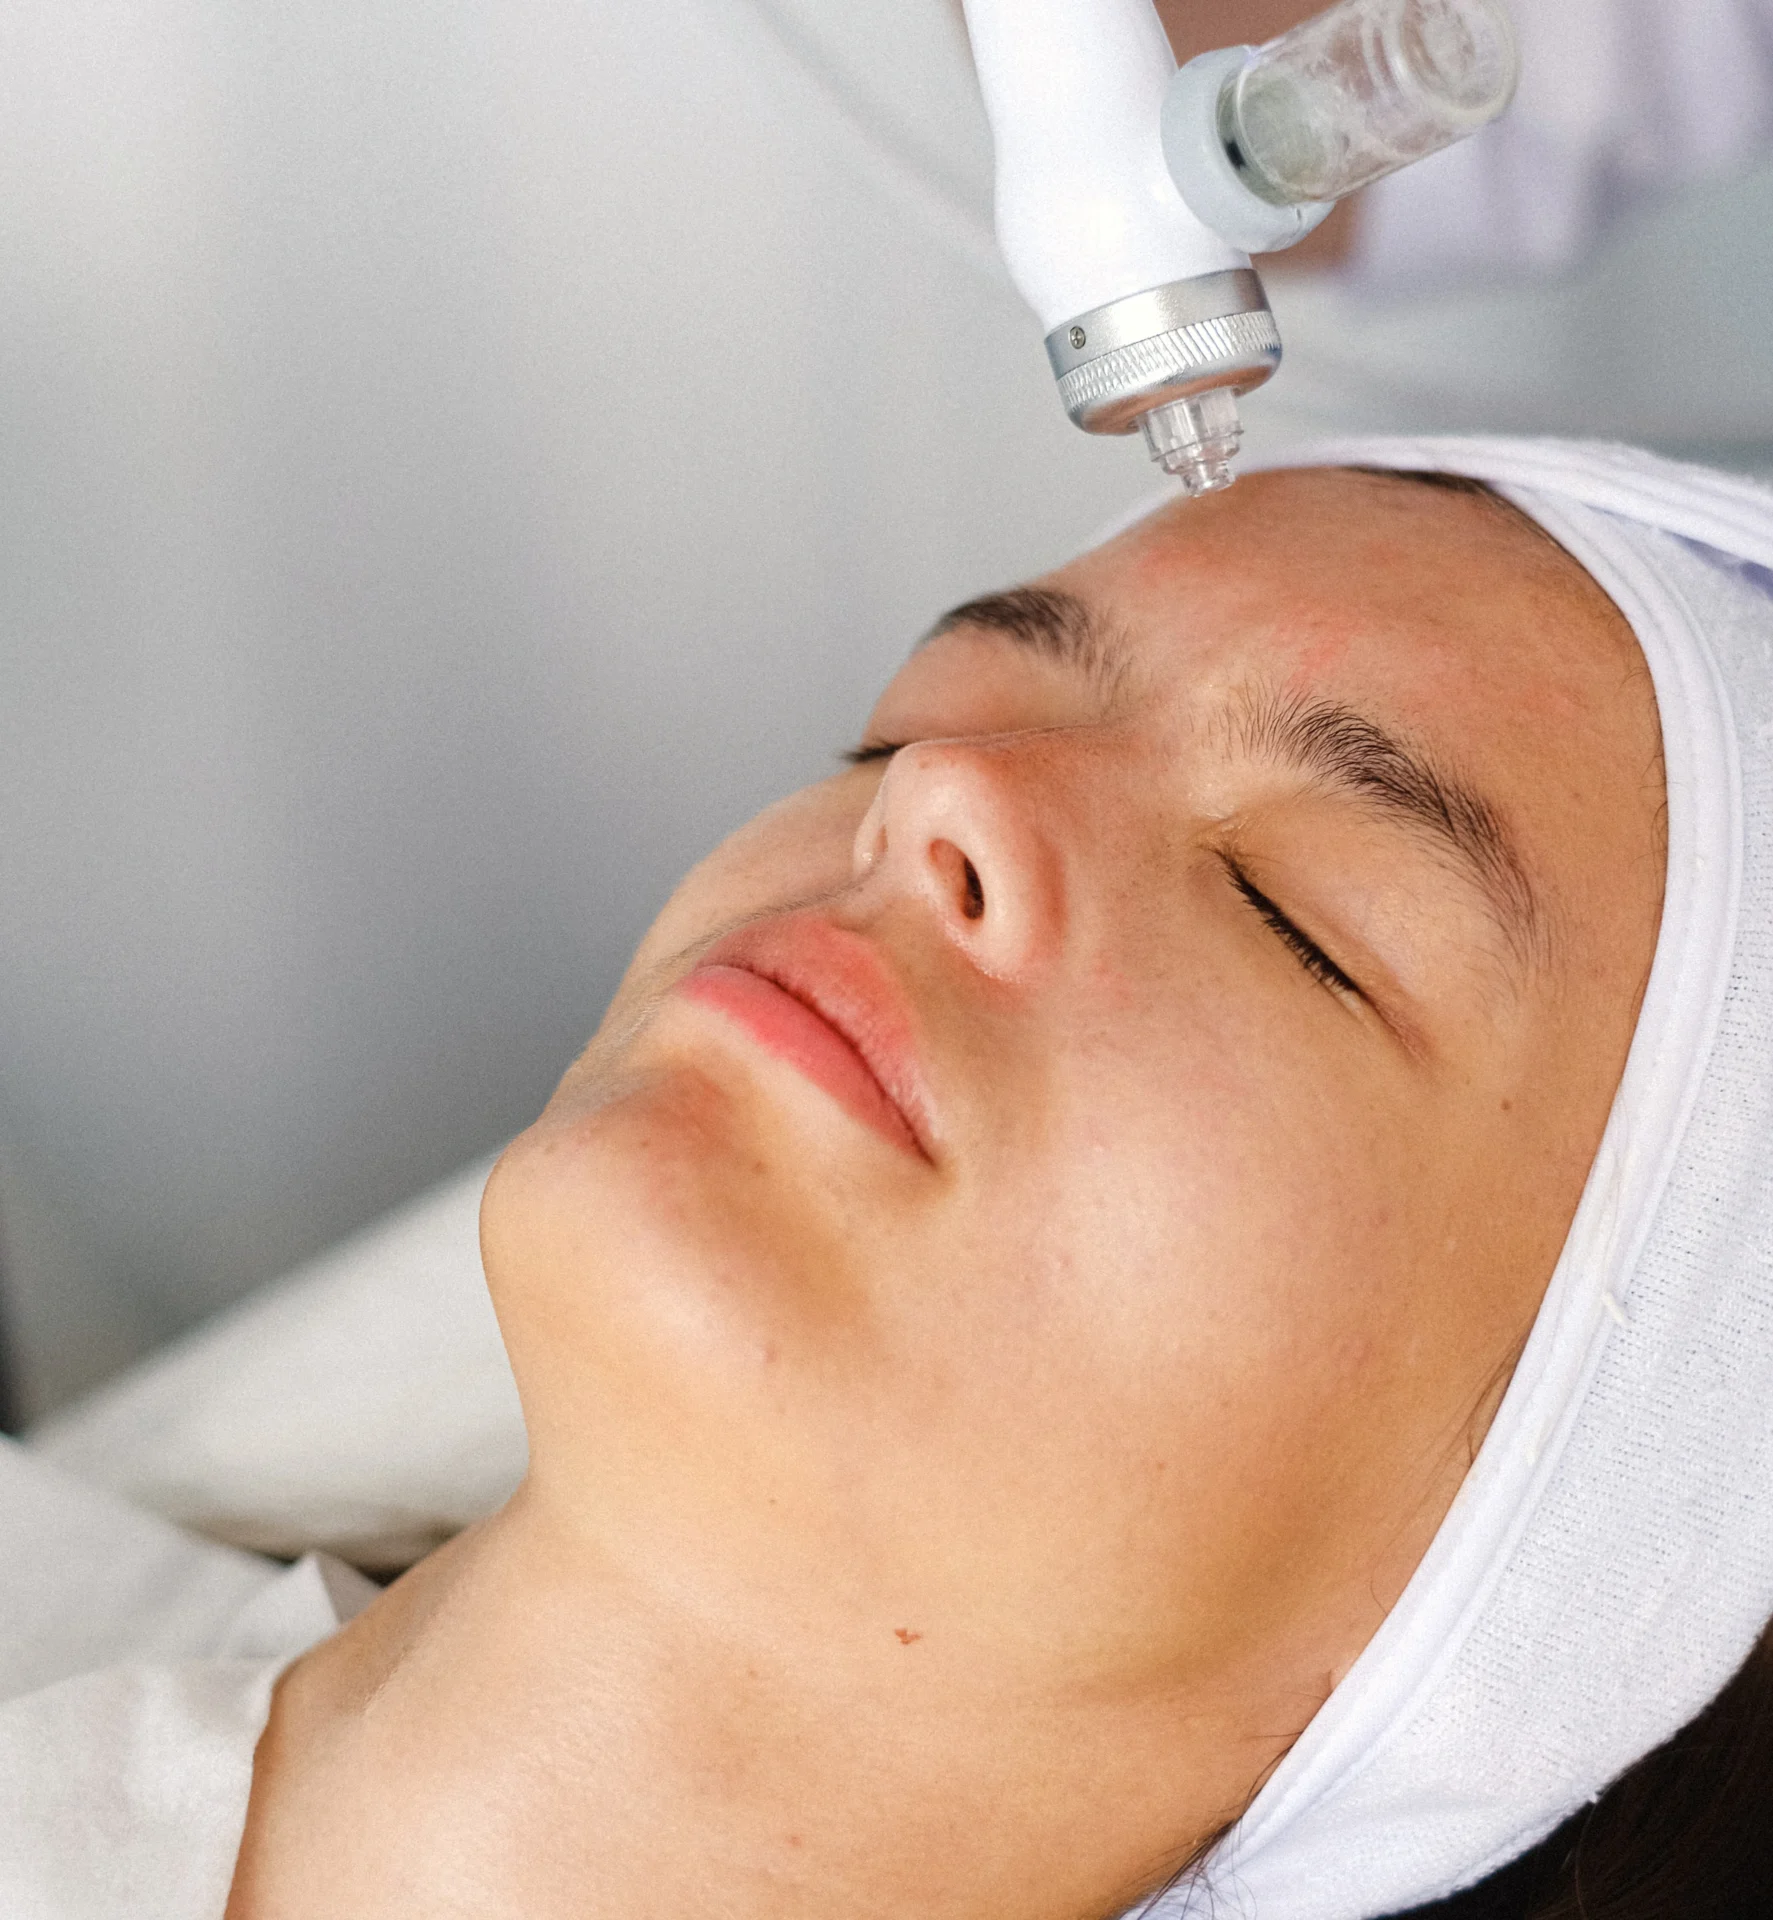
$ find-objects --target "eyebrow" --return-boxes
[921,588,1125,700]
[924,589,1543,966]
[1232,689,1544,966]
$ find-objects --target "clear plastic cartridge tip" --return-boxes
[1139,389,1243,495]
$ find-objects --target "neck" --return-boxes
[227,1487,1276,1920]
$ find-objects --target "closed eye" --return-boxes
[842,741,904,766]
[1224,859,1363,1000]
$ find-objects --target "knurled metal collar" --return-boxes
[1044,269,1281,435]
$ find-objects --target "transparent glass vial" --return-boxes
[1221,0,1519,208]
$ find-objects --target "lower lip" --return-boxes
[678,963,922,1157]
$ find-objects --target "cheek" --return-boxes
[828,1057,1436,1675]
[600,774,876,1027]
[940,994,1454,1548]
[985,1034,1407,1398]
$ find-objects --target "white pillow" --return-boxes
[27,1159,525,1573]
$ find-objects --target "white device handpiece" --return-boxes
[960,0,1284,495]
[962,0,1517,495]
[962,0,1244,329]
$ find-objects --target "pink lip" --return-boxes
[676,917,934,1161]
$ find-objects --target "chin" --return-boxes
[477,1048,933,1590]
[481,1041,873,1454]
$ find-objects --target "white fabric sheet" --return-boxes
[31,1159,520,1572]
[0,1438,375,1919]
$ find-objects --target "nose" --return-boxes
[851,742,1058,978]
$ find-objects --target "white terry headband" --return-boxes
[1120,438,1773,1919]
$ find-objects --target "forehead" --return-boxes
[1020,473,1665,917]
[1045,469,1628,749]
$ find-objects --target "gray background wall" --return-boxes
[3,0,1771,1419]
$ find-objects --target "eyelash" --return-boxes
[1224,862,1363,1000]
[842,741,904,766]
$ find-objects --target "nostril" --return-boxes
[927,839,988,925]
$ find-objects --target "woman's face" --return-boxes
[483,469,1663,1782]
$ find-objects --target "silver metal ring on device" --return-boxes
[1044,269,1267,376]
[1044,270,1281,435]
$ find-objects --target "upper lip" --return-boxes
[692,914,936,1158]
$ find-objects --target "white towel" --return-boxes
[1138,438,1773,1917]
[30,1157,522,1573]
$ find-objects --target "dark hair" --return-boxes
[1345,465,1568,550]
[1386,1616,1773,1918]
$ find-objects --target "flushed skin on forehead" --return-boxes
[229,471,1666,1920]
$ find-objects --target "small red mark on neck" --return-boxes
[894,1627,923,1646]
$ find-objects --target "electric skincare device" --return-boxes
[961,0,1518,493]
